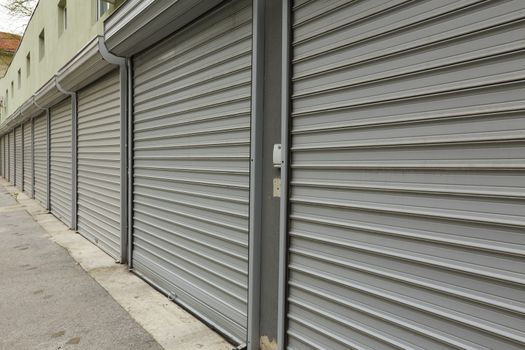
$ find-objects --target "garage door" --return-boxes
[9,131,14,184]
[34,114,48,207]
[23,120,33,197]
[77,70,121,259]
[132,0,252,343]
[284,1,525,349]
[15,126,23,191]
[50,99,72,227]
[0,136,4,178]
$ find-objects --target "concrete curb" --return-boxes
[1,179,232,350]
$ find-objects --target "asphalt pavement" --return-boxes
[0,185,162,350]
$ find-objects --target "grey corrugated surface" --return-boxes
[2,136,5,178]
[23,120,33,196]
[34,114,47,207]
[15,126,23,190]
[9,131,14,184]
[2,136,4,178]
[77,70,121,260]
[286,1,525,349]
[50,98,72,227]
[1,136,4,177]
[132,0,252,343]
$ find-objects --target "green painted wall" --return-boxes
[0,0,122,121]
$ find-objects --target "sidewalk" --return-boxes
[0,179,231,350]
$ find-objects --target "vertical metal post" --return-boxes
[71,93,78,230]
[127,57,134,269]
[119,60,129,265]
[247,0,265,348]
[277,0,291,348]
[46,108,51,211]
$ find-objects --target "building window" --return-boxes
[39,29,45,60]
[96,0,110,20]
[58,0,67,35]
[4,90,8,111]
[11,81,14,98]
[26,53,30,76]
[17,69,21,89]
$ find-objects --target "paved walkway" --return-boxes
[0,186,162,350]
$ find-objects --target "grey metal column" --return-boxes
[247,0,264,348]
[246,0,286,347]
[56,81,78,230]
[277,0,290,348]
[98,36,129,264]
[126,57,133,269]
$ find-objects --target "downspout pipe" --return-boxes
[98,36,129,265]
[55,80,78,231]
[247,0,265,349]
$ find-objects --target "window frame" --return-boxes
[96,0,110,20]
[38,29,45,60]
[26,53,30,77]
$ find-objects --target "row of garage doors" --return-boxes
[0,71,121,253]
[2,0,525,348]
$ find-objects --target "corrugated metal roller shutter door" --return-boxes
[133,0,252,342]
[1,136,4,177]
[2,136,5,178]
[23,120,33,196]
[9,131,14,183]
[34,114,47,207]
[2,136,4,178]
[1,136,4,178]
[77,70,121,259]
[50,99,72,227]
[286,1,525,349]
[15,127,23,190]
[2,134,5,179]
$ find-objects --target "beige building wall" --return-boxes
[0,0,123,121]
